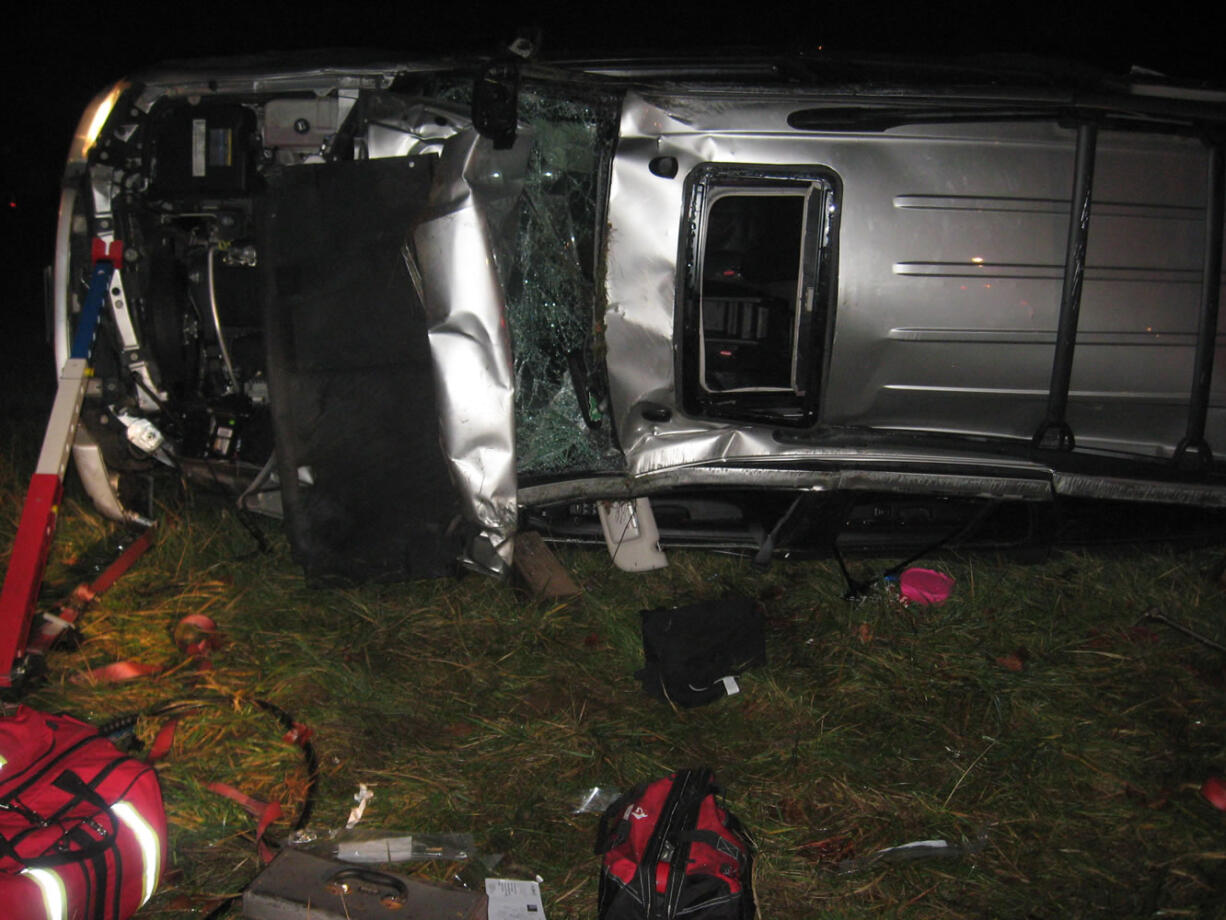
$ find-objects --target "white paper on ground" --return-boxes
[486,878,546,919]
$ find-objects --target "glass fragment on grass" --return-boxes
[837,827,989,874]
[572,786,621,815]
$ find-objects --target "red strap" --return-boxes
[155,708,308,864]
[282,722,314,747]
[71,660,163,684]
[173,614,223,664]
[64,583,97,612]
[146,718,180,764]
[152,703,309,864]
[28,526,157,656]
[88,527,156,596]
[655,860,669,893]
[208,782,283,864]
[73,613,224,683]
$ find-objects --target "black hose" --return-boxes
[98,693,319,832]
[835,499,1002,601]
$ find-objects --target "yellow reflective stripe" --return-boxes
[20,867,68,920]
[0,753,7,770]
[112,800,160,906]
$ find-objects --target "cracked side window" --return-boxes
[682,166,839,426]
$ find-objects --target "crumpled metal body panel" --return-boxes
[364,97,473,160]
[603,89,1226,486]
[605,90,832,478]
[71,428,154,527]
[408,128,531,573]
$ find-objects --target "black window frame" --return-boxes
[677,163,841,426]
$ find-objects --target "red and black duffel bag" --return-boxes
[1,705,167,920]
[595,767,754,920]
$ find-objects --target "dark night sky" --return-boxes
[4,2,1222,409]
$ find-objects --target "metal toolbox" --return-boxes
[242,849,488,920]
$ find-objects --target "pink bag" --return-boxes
[899,568,955,606]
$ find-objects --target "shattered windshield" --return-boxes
[503,87,623,475]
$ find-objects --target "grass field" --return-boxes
[4,420,1226,918]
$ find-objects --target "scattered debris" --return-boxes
[10,467,1226,915]
[837,829,990,874]
[487,877,548,920]
[797,835,856,865]
[572,786,620,815]
[995,648,1030,672]
[346,783,374,829]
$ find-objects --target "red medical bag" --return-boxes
[595,768,754,920]
[1,705,167,919]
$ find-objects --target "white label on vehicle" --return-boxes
[191,119,207,177]
[486,878,546,919]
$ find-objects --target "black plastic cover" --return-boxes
[261,155,461,582]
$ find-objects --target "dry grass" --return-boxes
[4,421,1226,918]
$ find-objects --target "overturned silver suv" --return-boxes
[55,50,1226,580]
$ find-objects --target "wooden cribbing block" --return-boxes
[512,531,582,600]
